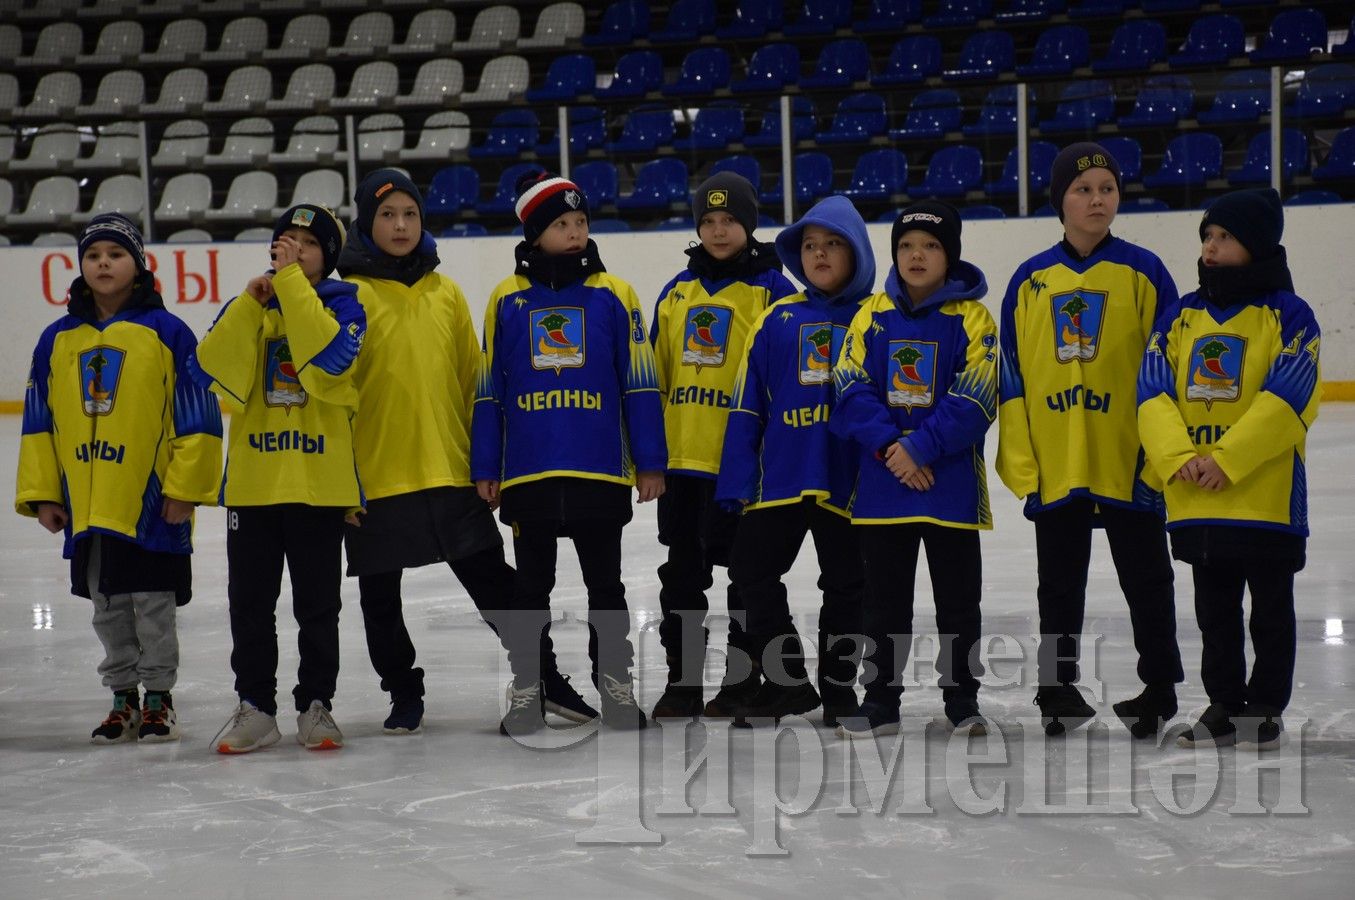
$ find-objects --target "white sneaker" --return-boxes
[213,700,281,754]
[296,700,344,750]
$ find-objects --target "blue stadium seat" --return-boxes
[1313,127,1355,181]
[745,96,815,147]
[1016,24,1090,78]
[426,165,479,215]
[1335,16,1355,58]
[525,54,595,103]
[1285,63,1355,119]
[1196,70,1269,124]
[1143,132,1223,188]
[1039,80,1114,133]
[963,85,1027,137]
[1119,75,1194,128]
[1227,129,1309,185]
[816,93,887,144]
[960,204,1006,220]
[943,31,1016,82]
[571,160,619,207]
[854,0,922,32]
[583,0,650,47]
[477,162,540,215]
[925,0,993,28]
[841,148,909,200]
[651,0,717,43]
[441,223,488,238]
[536,106,607,156]
[589,218,631,233]
[1285,189,1342,205]
[596,51,662,99]
[1141,0,1202,11]
[914,145,983,199]
[784,0,852,36]
[800,39,871,89]
[1098,136,1143,183]
[1119,197,1170,214]
[1067,0,1122,19]
[986,140,1058,194]
[617,158,689,209]
[652,216,693,231]
[1250,8,1327,63]
[468,109,539,159]
[717,0,785,39]
[1169,14,1244,68]
[1092,20,1166,74]
[606,106,675,153]
[731,43,800,93]
[760,151,834,204]
[661,47,731,97]
[674,104,744,151]
[872,36,942,86]
[890,89,963,140]
[710,154,762,188]
[996,0,1066,22]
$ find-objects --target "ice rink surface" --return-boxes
[2,408,1353,899]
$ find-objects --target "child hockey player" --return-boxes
[472,170,666,734]
[16,213,222,743]
[995,142,1185,738]
[831,201,996,738]
[648,172,797,719]
[193,204,363,753]
[1138,189,1320,750]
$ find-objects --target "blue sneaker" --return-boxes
[383,696,424,735]
[836,700,900,740]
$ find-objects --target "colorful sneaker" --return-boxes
[599,674,647,730]
[1177,703,1238,748]
[500,681,546,737]
[139,691,180,743]
[91,690,140,745]
[214,700,281,754]
[296,700,343,750]
[837,700,901,740]
[542,670,598,723]
[383,696,423,735]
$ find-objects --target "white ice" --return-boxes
[2,409,1354,899]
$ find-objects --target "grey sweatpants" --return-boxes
[86,537,179,692]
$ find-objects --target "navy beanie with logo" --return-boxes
[272,204,346,277]
[691,171,760,236]
[891,200,962,274]
[1199,188,1284,260]
[78,213,148,273]
[1049,142,1123,221]
[515,169,590,245]
[355,168,424,236]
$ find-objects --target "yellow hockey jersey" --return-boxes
[997,237,1178,517]
[191,264,366,508]
[346,270,478,500]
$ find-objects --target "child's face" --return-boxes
[1201,224,1252,268]
[895,229,947,302]
[280,227,326,283]
[80,240,138,302]
[370,191,422,257]
[1061,168,1119,242]
[698,211,748,261]
[800,224,854,296]
[535,210,589,255]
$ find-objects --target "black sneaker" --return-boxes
[383,696,424,735]
[1235,704,1285,751]
[1177,703,1238,748]
[91,689,140,744]
[599,675,647,730]
[1034,685,1095,737]
[651,683,704,719]
[1112,683,1178,740]
[138,691,179,743]
[837,700,900,739]
[733,681,821,727]
[499,681,546,737]
[703,669,762,718]
[943,696,987,736]
[820,685,858,729]
[542,670,598,723]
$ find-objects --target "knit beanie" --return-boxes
[355,168,423,236]
[692,171,759,236]
[272,204,346,277]
[1199,188,1284,260]
[1049,142,1123,221]
[515,169,590,245]
[78,213,147,273]
[891,200,962,273]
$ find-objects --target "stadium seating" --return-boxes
[617,158,690,210]
[571,160,619,207]
[841,149,910,200]
[872,36,943,86]
[800,39,871,90]
[1313,127,1355,181]
[1017,25,1090,77]
[760,152,834,204]
[1250,8,1327,62]
[1092,19,1167,74]
[717,0,785,38]
[425,165,481,215]
[944,31,1016,82]
[731,44,801,94]
[469,109,540,159]
[1119,75,1195,128]
[1197,70,1270,124]
[913,145,984,199]
[1142,132,1223,188]
[661,47,731,98]
[1226,129,1309,184]
[816,94,887,144]
[890,90,963,140]
[1169,14,1244,68]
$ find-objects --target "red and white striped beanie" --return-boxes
[514,169,590,244]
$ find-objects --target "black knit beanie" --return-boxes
[891,200,962,274]
[78,213,148,273]
[355,168,424,236]
[1199,188,1284,260]
[692,171,760,236]
[515,169,590,245]
[272,204,346,277]
[1049,142,1123,221]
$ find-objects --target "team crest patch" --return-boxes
[1186,333,1246,408]
[564,189,581,209]
[532,306,585,372]
[80,346,125,416]
[798,322,845,385]
[289,207,316,227]
[1051,289,1106,363]
[264,338,307,409]
[706,189,728,208]
[682,305,733,370]
[887,340,938,409]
